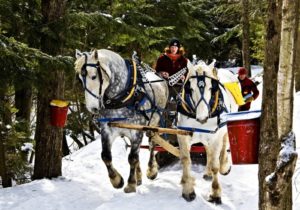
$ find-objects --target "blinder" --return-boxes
[81,62,100,79]
[186,73,220,115]
[78,53,104,101]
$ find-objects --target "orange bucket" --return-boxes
[226,111,261,164]
[50,100,69,128]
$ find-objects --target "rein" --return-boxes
[177,121,227,134]
[179,72,223,118]
[81,53,104,107]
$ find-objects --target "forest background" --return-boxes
[0,1,300,209]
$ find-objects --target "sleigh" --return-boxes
[75,49,261,203]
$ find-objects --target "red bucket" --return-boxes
[227,111,260,164]
[50,100,69,128]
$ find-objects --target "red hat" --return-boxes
[238,67,247,75]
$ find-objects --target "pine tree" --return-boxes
[241,0,251,75]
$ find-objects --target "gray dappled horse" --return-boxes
[75,49,168,193]
[176,61,238,204]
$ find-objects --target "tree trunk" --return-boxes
[294,10,300,92]
[0,86,12,187]
[241,0,251,76]
[0,135,11,187]
[15,85,33,134]
[259,0,299,209]
[33,0,67,179]
[62,131,70,156]
[258,0,282,209]
[278,0,298,137]
[274,0,299,208]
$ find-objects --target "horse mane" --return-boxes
[75,56,85,74]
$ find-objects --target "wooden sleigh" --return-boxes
[108,108,261,165]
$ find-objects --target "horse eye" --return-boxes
[91,75,97,80]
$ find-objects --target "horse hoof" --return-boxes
[124,185,136,193]
[112,177,124,189]
[203,174,212,181]
[147,172,158,180]
[137,179,142,186]
[208,195,222,204]
[182,191,196,202]
[221,166,231,176]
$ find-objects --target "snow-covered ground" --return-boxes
[1,81,299,210]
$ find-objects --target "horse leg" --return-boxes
[124,134,142,193]
[219,133,231,175]
[207,145,222,204]
[146,137,158,180]
[136,163,142,186]
[101,133,124,189]
[203,145,213,181]
[178,135,196,202]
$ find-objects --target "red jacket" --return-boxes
[155,53,188,76]
[238,77,259,111]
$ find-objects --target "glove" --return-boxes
[245,96,254,103]
[159,71,169,79]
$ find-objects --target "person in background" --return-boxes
[237,67,259,111]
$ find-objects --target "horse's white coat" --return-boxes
[177,61,238,203]
[75,49,168,193]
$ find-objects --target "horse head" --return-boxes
[75,49,111,113]
[187,60,219,124]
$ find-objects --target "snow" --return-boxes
[265,131,297,184]
[278,131,297,164]
[223,110,261,121]
[1,82,300,210]
[21,143,34,152]
[99,13,112,19]
[0,138,260,210]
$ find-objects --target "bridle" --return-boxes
[79,52,105,107]
[186,71,220,117]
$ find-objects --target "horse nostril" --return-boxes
[91,75,97,80]
[92,107,99,113]
[196,117,208,124]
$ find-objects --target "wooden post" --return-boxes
[108,122,193,157]
[108,122,192,136]
[148,132,180,157]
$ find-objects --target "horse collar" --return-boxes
[102,59,138,109]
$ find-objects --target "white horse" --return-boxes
[75,49,168,193]
[176,61,238,203]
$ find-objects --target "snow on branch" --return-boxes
[265,131,298,206]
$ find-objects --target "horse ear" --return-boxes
[209,59,216,68]
[92,50,98,60]
[213,67,218,78]
[75,49,82,59]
